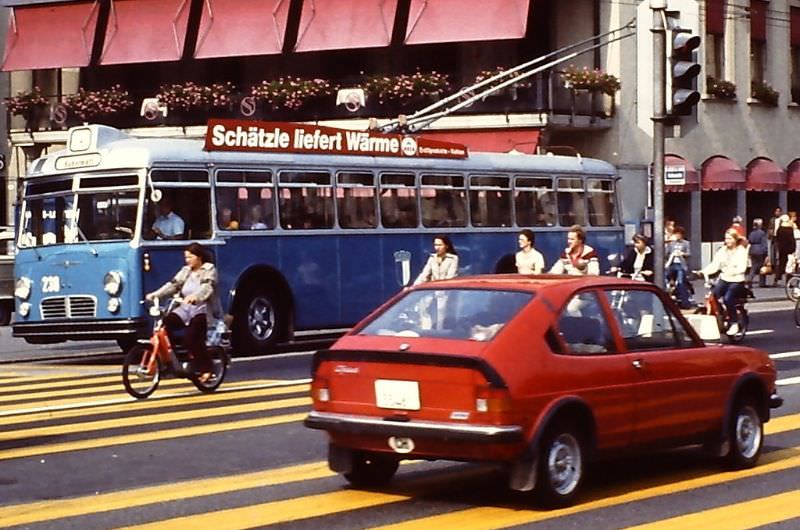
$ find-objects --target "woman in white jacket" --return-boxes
[414,235,459,285]
[699,228,749,335]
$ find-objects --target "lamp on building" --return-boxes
[140,98,168,121]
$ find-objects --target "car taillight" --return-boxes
[311,377,330,403]
[475,385,512,414]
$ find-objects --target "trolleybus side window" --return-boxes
[556,177,587,226]
[587,178,617,226]
[145,169,212,240]
[420,174,467,228]
[278,171,334,230]
[215,170,274,231]
[379,173,418,229]
[469,175,511,227]
[514,176,556,227]
[337,172,376,229]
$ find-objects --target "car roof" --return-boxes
[411,274,656,294]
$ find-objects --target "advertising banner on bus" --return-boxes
[204,119,469,160]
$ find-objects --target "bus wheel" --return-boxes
[235,287,282,354]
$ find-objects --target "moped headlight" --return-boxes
[15,277,31,300]
[103,271,122,296]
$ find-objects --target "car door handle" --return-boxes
[632,359,644,369]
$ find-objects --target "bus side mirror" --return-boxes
[150,189,163,203]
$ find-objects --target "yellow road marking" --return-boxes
[0,377,192,405]
[0,383,309,427]
[0,378,299,415]
[622,490,800,530]
[113,490,410,530]
[0,412,307,461]
[1,396,311,442]
[0,373,123,394]
[0,460,336,527]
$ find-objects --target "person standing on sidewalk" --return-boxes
[767,207,782,280]
[776,214,796,286]
[747,218,768,288]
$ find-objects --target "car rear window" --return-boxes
[359,289,533,341]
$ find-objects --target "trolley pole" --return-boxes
[651,0,667,288]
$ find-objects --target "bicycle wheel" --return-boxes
[191,346,228,393]
[786,276,800,302]
[122,344,161,399]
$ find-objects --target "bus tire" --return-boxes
[235,286,283,354]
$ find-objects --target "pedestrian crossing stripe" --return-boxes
[0,373,126,394]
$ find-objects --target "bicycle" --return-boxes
[694,273,751,344]
[122,296,231,399]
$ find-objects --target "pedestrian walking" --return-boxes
[747,218,768,287]
[515,229,545,274]
[665,226,692,308]
[775,214,795,286]
[767,206,782,276]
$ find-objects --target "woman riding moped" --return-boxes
[698,228,749,336]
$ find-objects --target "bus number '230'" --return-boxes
[41,275,61,293]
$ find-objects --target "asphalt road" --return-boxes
[0,299,798,529]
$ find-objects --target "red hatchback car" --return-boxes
[305,275,782,505]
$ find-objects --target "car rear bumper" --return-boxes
[12,317,149,341]
[305,411,524,443]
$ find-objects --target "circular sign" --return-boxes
[401,137,418,157]
[240,96,256,117]
[143,101,160,121]
[52,104,68,125]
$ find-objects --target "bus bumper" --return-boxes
[12,317,149,342]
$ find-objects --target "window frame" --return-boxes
[213,168,275,232]
[378,171,419,229]
[335,170,378,229]
[468,173,512,228]
[276,169,335,230]
[419,172,468,229]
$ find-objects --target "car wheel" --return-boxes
[536,421,585,506]
[234,285,283,355]
[343,451,399,487]
[724,398,763,469]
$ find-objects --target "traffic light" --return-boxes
[668,29,701,117]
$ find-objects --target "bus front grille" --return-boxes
[41,296,97,319]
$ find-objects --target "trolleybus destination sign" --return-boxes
[204,119,468,160]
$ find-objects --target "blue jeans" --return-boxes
[712,280,745,324]
[667,263,690,307]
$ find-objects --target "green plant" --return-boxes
[561,66,620,95]
[250,77,333,110]
[64,85,134,120]
[751,80,779,106]
[156,81,235,112]
[706,76,737,99]
[5,86,48,118]
[473,67,532,91]
[364,70,450,104]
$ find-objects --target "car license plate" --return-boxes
[374,379,420,410]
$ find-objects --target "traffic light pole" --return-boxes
[651,1,667,288]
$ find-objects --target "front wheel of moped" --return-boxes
[122,344,161,399]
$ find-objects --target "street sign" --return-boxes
[665,165,686,186]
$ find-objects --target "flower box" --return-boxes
[706,77,737,100]
[364,71,450,106]
[751,80,779,107]
[250,77,333,111]
[64,85,134,121]
[561,66,620,95]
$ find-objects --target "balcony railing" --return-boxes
[8,70,614,134]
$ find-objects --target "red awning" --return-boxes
[750,0,768,42]
[701,156,745,191]
[405,0,529,45]
[2,2,99,71]
[419,129,540,154]
[706,0,725,35]
[745,158,786,191]
[100,0,190,65]
[787,159,800,191]
[195,0,290,59]
[295,0,398,52]
[664,154,700,192]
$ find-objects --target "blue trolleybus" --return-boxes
[12,121,624,354]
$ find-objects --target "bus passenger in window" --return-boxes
[219,207,239,230]
[151,197,185,240]
[516,229,545,274]
[245,204,268,230]
[414,235,459,285]
[145,243,218,383]
[550,224,600,276]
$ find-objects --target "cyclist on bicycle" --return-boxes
[618,233,654,282]
[145,242,219,383]
[698,228,748,336]
[550,224,600,276]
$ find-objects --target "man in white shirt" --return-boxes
[152,198,185,240]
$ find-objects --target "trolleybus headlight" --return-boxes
[14,277,31,300]
[18,302,30,317]
[107,297,120,313]
[103,271,122,295]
